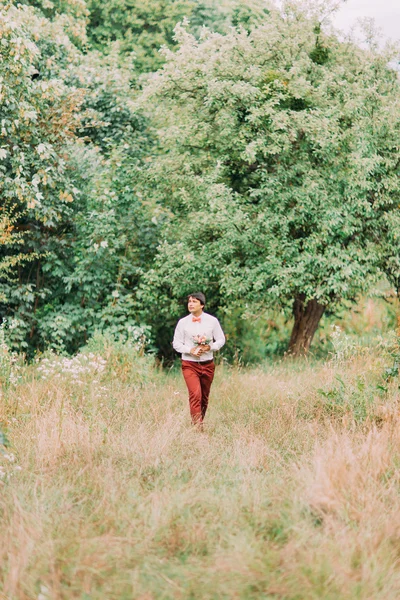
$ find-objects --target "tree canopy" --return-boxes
[85,0,269,72]
[1,0,399,358]
[142,6,400,354]
[0,4,156,352]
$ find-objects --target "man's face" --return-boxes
[188,296,203,314]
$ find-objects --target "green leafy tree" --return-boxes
[141,4,400,355]
[0,4,156,353]
[85,0,269,73]
[16,0,89,48]
[50,49,160,352]
[87,0,207,72]
[379,210,400,298]
[0,5,87,350]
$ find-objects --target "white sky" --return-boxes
[333,0,400,41]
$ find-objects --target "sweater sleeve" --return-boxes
[210,319,225,352]
[172,319,191,354]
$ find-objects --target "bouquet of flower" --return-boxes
[191,334,212,357]
[192,334,212,347]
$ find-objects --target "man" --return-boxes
[173,292,225,426]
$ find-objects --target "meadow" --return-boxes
[1,323,400,599]
[2,2,400,597]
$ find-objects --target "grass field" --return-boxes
[1,331,400,599]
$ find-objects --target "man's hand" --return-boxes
[190,346,201,357]
[190,344,210,357]
[197,344,211,355]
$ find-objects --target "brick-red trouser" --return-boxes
[181,359,215,424]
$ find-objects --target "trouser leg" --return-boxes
[181,361,202,424]
[200,363,215,420]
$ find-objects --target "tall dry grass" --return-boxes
[0,335,400,599]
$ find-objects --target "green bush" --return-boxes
[82,331,156,385]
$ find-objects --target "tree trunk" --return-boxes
[287,294,326,356]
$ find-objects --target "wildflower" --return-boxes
[23,110,37,121]
[32,174,40,187]
[38,584,50,600]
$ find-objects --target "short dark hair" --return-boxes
[187,292,206,307]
